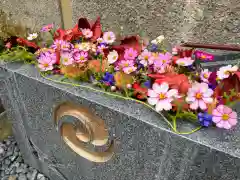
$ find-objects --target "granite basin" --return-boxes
[1,62,240,180]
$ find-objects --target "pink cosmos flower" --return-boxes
[176,57,194,66]
[147,82,178,112]
[61,52,74,66]
[103,31,116,44]
[73,51,88,63]
[157,52,172,65]
[41,24,54,32]
[82,28,93,38]
[51,40,64,50]
[119,60,137,74]
[5,42,12,49]
[124,48,138,60]
[37,56,55,71]
[60,41,73,51]
[200,69,212,83]
[138,49,154,66]
[153,60,166,73]
[186,82,213,110]
[195,50,214,61]
[212,105,237,129]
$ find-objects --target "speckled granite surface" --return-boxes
[72,0,240,44]
[1,62,240,179]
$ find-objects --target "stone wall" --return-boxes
[0,0,240,44]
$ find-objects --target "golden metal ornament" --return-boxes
[54,102,114,163]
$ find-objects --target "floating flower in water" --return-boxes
[124,48,138,60]
[119,60,137,74]
[75,42,91,52]
[200,69,212,83]
[107,50,118,64]
[176,57,194,66]
[138,49,154,66]
[212,105,237,129]
[217,65,238,80]
[41,24,54,32]
[37,56,55,71]
[186,83,213,110]
[82,28,93,38]
[198,112,213,127]
[27,33,38,41]
[101,72,115,86]
[103,31,116,44]
[147,82,178,112]
[151,35,165,45]
[195,50,214,61]
[61,52,74,65]
[73,51,88,63]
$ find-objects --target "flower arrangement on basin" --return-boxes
[1,17,240,134]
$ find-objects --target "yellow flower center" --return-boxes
[80,56,85,60]
[63,58,68,62]
[201,55,206,59]
[195,92,202,99]
[179,62,185,66]
[159,93,166,100]
[203,73,209,79]
[108,36,112,40]
[113,56,117,60]
[144,56,149,60]
[129,53,132,57]
[124,63,129,67]
[162,60,166,63]
[43,63,49,67]
[224,71,230,75]
[222,114,229,121]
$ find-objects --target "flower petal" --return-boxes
[166,89,178,98]
[228,117,237,126]
[212,109,222,117]
[199,100,207,110]
[148,97,158,105]
[217,105,225,113]
[203,89,213,97]
[155,101,165,112]
[216,120,224,128]
[186,96,195,103]
[223,121,231,129]
[212,116,222,123]
[202,97,213,103]
[229,111,237,119]
[190,101,198,110]
[223,106,232,114]
[148,89,158,98]
[159,83,169,93]
[162,100,172,111]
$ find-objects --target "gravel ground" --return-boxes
[0,136,49,180]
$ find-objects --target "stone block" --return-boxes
[72,0,240,44]
[1,62,240,179]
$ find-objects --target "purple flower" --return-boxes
[143,80,152,89]
[73,51,88,63]
[198,112,213,127]
[150,44,158,52]
[51,40,73,51]
[100,72,115,86]
[41,24,54,32]
[208,71,218,90]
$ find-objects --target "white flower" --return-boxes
[186,83,213,110]
[103,31,116,44]
[176,57,194,66]
[217,65,238,80]
[82,29,93,38]
[107,50,118,64]
[147,82,178,112]
[75,42,91,52]
[172,47,178,55]
[27,33,38,40]
[151,35,165,45]
[200,69,211,83]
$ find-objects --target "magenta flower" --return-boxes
[186,82,213,110]
[138,49,154,66]
[119,60,137,74]
[195,50,214,61]
[37,56,55,71]
[124,48,138,60]
[61,52,74,66]
[153,60,166,73]
[41,24,54,32]
[82,28,93,38]
[212,105,237,129]
[73,51,88,63]
[51,40,64,50]
[39,51,57,64]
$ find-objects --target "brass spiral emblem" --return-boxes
[53,102,114,163]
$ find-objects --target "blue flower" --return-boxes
[100,72,115,86]
[143,80,152,89]
[198,112,213,127]
[137,63,144,71]
[150,44,158,52]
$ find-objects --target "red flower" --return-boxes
[16,37,39,49]
[148,73,191,94]
[214,72,240,101]
[78,17,102,41]
[104,35,142,62]
[54,24,82,41]
[132,83,147,100]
